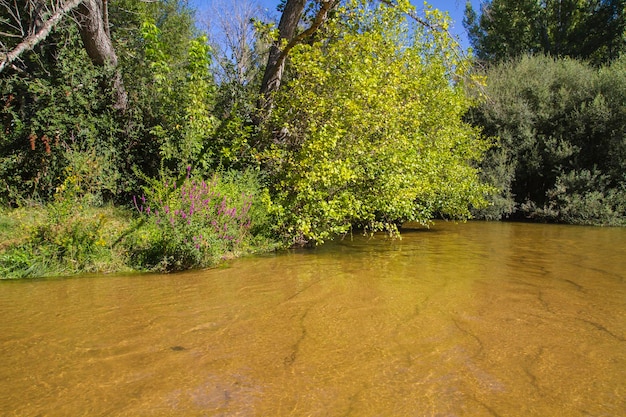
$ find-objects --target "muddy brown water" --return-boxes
[1,221,625,416]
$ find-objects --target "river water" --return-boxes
[1,221,625,416]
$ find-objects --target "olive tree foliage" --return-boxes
[464,0,626,65]
[466,55,626,225]
[264,0,494,244]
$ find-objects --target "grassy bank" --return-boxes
[0,172,280,279]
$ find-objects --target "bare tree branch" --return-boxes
[1,0,127,110]
[0,0,84,73]
[202,0,266,85]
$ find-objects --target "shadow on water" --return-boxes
[0,221,625,416]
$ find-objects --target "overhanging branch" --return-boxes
[0,0,84,73]
[275,0,340,73]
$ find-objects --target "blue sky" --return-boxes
[191,0,482,50]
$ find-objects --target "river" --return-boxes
[1,221,625,416]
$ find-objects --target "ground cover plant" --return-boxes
[0,169,276,278]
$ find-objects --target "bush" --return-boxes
[523,169,626,226]
[467,55,626,224]
[124,169,275,272]
[0,23,121,206]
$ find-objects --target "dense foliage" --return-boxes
[1,0,625,278]
[126,169,273,272]
[467,55,626,225]
[0,21,121,205]
[464,0,626,65]
[265,1,493,243]
[0,0,220,205]
[0,0,273,277]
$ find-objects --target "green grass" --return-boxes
[0,205,135,279]
[0,202,281,279]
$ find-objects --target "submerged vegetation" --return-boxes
[1,0,624,278]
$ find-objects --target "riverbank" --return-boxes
[3,197,623,280]
[0,202,280,280]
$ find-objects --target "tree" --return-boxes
[257,0,340,123]
[199,0,273,170]
[0,0,116,70]
[75,0,117,66]
[464,0,543,62]
[0,0,214,204]
[0,0,126,108]
[464,0,626,64]
[265,1,493,243]
[466,55,626,224]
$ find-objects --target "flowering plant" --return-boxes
[129,168,254,271]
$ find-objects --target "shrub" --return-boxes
[467,54,626,224]
[523,169,626,226]
[125,169,274,272]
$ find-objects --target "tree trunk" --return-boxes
[256,0,339,125]
[257,0,306,120]
[75,0,116,66]
[75,0,127,110]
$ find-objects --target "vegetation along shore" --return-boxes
[1,0,624,278]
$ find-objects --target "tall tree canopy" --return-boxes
[464,0,626,64]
